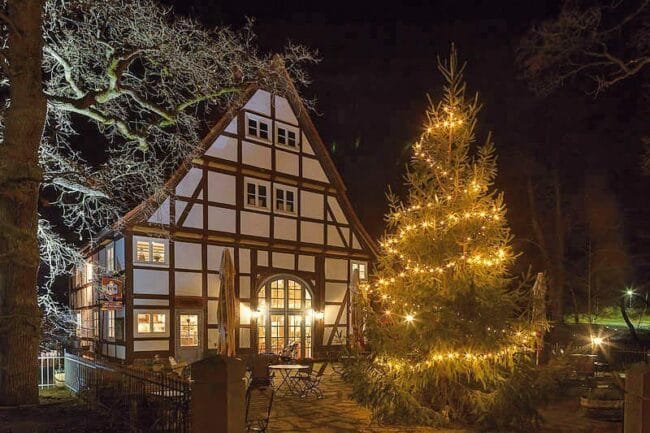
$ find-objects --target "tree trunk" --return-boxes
[0,0,46,405]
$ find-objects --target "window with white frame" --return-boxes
[245,180,269,209]
[246,114,270,141]
[108,310,115,338]
[85,261,94,284]
[275,124,298,149]
[106,243,115,273]
[134,238,167,265]
[137,313,166,334]
[274,185,297,214]
[351,261,368,280]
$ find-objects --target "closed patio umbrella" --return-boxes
[217,249,238,357]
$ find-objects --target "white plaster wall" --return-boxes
[208,207,236,233]
[325,282,347,303]
[207,300,218,324]
[207,274,220,297]
[240,302,251,325]
[300,221,324,244]
[175,202,186,223]
[242,141,272,169]
[175,168,202,197]
[298,255,315,272]
[274,216,297,241]
[208,328,219,350]
[327,225,345,247]
[257,250,268,266]
[133,269,169,295]
[225,118,237,134]
[239,249,251,273]
[327,196,348,224]
[272,252,295,269]
[275,150,299,176]
[239,276,251,298]
[325,304,347,325]
[239,328,251,349]
[207,172,236,204]
[300,191,324,220]
[148,198,170,225]
[240,211,270,238]
[205,135,237,161]
[175,242,202,270]
[325,258,348,280]
[352,233,362,250]
[175,272,202,297]
[183,204,203,229]
[133,299,169,306]
[302,157,329,183]
[134,340,169,352]
[207,245,234,271]
[302,132,315,155]
[244,90,271,116]
[274,95,298,124]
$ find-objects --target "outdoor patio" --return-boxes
[267,363,623,433]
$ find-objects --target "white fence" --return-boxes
[38,350,65,388]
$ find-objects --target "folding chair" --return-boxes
[245,385,274,433]
[290,362,327,398]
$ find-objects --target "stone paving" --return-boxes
[267,363,623,433]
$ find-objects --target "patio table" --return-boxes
[269,364,309,396]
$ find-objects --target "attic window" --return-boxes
[134,238,168,265]
[246,115,270,140]
[277,127,297,147]
[246,181,269,209]
[274,185,296,214]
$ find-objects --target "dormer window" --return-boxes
[246,114,270,141]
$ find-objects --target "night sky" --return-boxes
[163,0,649,294]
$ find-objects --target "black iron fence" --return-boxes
[64,352,191,433]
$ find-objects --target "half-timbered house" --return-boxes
[69,67,377,364]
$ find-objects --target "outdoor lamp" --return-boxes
[590,336,604,346]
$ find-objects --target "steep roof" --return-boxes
[119,61,379,257]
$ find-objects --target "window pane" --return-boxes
[137,313,151,333]
[276,189,284,211]
[271,279,284,309]
[152,313,166,333]
[106,245,115,272]
[270,314,284,354]
[248,118,257,136]
[287,280,302,309]
[278,128,286,144]
[180,314,199,347]
[151,242,165,263]
[288,131,296,147]
[136,241,150,262]
[305,291,312,309]
[286,191,294,213]
[259,122,269,139]
[258,185,267,208]
[247,183,257,206]
[288,315,302,351]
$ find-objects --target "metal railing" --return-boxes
[38,351,65,388]
[64,352,191,433]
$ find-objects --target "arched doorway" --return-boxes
[256,276,313,359]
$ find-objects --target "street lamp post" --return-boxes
[626,288,635,309]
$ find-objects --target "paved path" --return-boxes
[268,363,622,433]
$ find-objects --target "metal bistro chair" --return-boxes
[245,384,274,433]
[290,362,327,399]
[249,353,279,388]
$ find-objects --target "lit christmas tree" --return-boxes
[349,47,537,428]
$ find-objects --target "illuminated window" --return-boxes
[246,182,268,209]
[246,116,270,140]
[108,310,115,338]
[275,187,296,214]
[106,244,115,272]
[137,313,151,333]
[134,238,167,265]
[137,313,167,334]
[93,310,99,338]
[152,313,166,333]
[276,126,297,148]
[257,277,313,358]
[351,261,367,280]
[76,312,82,337]
[179,314,199,347]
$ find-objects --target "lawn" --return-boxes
[566,309,650,330]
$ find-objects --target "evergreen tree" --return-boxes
[348,47,537,428]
